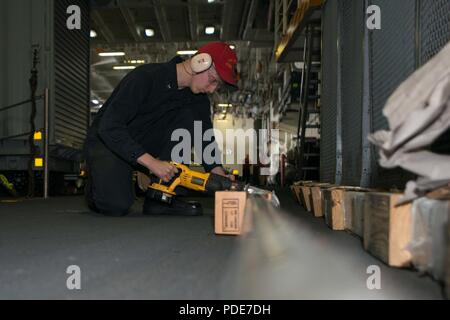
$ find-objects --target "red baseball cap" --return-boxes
[197,41,238,87]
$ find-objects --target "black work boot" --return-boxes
[143,196,203,216]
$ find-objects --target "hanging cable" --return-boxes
[27,46,39,198]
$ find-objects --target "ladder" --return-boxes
[296,22,322,181]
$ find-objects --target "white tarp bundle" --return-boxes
[369,41,450,204]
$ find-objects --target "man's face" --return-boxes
[190,66,224,94]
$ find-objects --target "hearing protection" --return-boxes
[190,53,213,73]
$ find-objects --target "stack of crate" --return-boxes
[290,181,450,290]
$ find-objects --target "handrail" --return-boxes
[0,95,44,113]
[0,128,45,142]
[0,88,49,199]
[275,0,323,62]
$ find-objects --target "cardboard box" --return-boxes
[215,191,247,235]
[364,192,413,267]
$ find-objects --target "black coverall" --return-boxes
[84,57,221,216]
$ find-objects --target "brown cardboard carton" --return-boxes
[215,191,247,235]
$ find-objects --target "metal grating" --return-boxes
[320,0,339,184]
[421,0,450,157]
[340,0,364,186]
[369,0,417,189]
[54,0,90,150]
[420,0,450,64]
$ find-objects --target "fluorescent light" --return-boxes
[205,26,215,35]
[145,28,154,37]
[229,44,235,50]
[208,0,215,3]
[177,50,197,55]
[90,30,97,38]
[125,59,146,64]
[99,52,126,57]
[113,66,136,70]
[92,99,99,105]
[218,103,232,107]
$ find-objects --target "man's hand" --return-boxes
[137,153,178,182]
[211,166,235,181]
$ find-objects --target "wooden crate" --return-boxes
[292,181,314,209]
[292,185,304,206]
[344,191,367,237]
[290,185,298,202]
[363,193,413,267]
[409,198,450,281]
[310,184,333,217]
[300,185,313,212]
[446,224,450,300]
[322,188,345,230]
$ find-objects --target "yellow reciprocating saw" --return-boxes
[147,162,244,204]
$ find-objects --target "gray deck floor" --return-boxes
[0,189,444,299]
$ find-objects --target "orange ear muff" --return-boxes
[191,53,212,74]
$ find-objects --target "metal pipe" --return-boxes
[0,96,42,113]
[360,0,373,188]
[335,0,343,185]
[0,129,43,142]
[296,36,308,148]
[280,153,286,187]
[298,25,314,179]
[274,0,280,45]
[44,88,49,199]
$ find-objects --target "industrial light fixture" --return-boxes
[125,59,146,64]
[90,30,97,38]
[99,52,126,57]
[177,50,197,55]
[205,26,215,35]
[144,28,155,37]
[92,99,99,105]
[113,66,136,70]
[208,0,215,3]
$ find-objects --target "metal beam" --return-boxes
[91,10,115,44]
[242,0,259,40]
[119,4,140,42]
[187,0,199,41]
[238,0,251,41]
[152,0,171,42]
